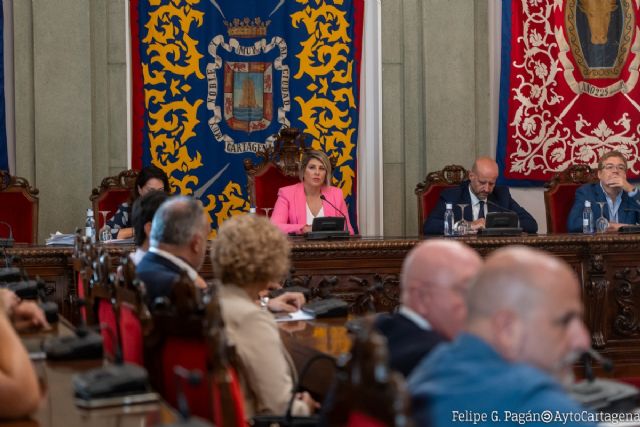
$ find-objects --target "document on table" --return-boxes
[274,310,315,322]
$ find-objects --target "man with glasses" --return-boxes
[567,150,640,232]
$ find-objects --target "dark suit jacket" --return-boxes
[373,312,446,378]
[136,251,183,306]
[567,183,640,232]
[422,181,538,235]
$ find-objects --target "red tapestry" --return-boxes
[499,0,640,182]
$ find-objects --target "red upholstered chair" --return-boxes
[414,165,468,236]
[115,256,149,366]
[244,128,308,214]
[0,170,39,244]
[90,169,139,229]
[544,165,598,233]
[143,273,245,427]
[73,238,118,360]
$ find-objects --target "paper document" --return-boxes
[45,232,75,246]
[274,310,315,322]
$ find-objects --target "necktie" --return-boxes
[478,200,485,220]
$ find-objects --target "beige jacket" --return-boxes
[219,284,309,418]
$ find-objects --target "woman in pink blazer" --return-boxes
[270,150,354,235]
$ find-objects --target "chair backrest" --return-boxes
[415,164,468,236]
[323,320,411,427]
[544,165,598,233]
[87,248,119,360]
[143,273,245,427]
[115,255,150,366]
[90,169,139,228]
[0,170,39,244]
[244,128,307,213]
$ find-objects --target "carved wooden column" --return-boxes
[584,254,608,349]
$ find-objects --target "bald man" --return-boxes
[409,247,594,427]
[423,157,537,235]
[374,240,482,377]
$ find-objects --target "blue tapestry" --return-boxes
[133,0,363,233]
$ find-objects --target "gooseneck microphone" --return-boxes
[320,194,348,232]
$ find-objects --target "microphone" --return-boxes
[319,194,348,232]
[486,199,516,215]
[0,221,13,248]
[585,347,614,373]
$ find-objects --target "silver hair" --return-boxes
[149,196,206,247]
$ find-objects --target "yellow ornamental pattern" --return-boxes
[204,182,250,238]
[143,0,249,227]
[291,0,357,199]
[143,0,204,195]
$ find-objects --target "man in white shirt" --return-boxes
[423,157,538,235]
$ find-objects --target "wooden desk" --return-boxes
[0,318,348,427]
[1,320,179,427]
[279,318,351,398]
[5,234,640,376]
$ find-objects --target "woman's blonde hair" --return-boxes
[210,214,291,287]
[299,150,332,186]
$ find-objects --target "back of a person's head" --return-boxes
[132,191,171,247]
[149,196,204,247]
[466,246,552,322]
[210,214,290,287]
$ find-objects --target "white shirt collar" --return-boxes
[149,246,199,282]
[398,306,432,331]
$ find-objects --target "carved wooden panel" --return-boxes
[7,233,640,376]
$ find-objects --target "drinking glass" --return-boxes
[455,204,469,235]
[595,202,609,233]
[261,207,273,218]
[99,211,112,242]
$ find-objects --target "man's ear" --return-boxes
[491,310,523,361]
[143,222,152,239]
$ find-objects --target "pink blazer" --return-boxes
[270,182,354,235]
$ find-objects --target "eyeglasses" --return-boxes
[602,164,627,172]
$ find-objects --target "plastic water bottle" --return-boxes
[85,208,96,242]
[444,203,454,236]
[582,201,594,234]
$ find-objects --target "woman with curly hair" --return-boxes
[210,214,318,418]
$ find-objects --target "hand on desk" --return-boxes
[268,292,306,313]
[296,391,320,414]
[470,218,485,230]
[12,301,50,332]
[0,289,50,332]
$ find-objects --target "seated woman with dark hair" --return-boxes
[210,214,318,418]
[130,190,170,264]
[270,150,354,235]
[107,165,170,239]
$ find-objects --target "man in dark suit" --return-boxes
[567,150,640,232]
[423,157,538,235]
[374,240,482,377]
[136,196,210,305]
